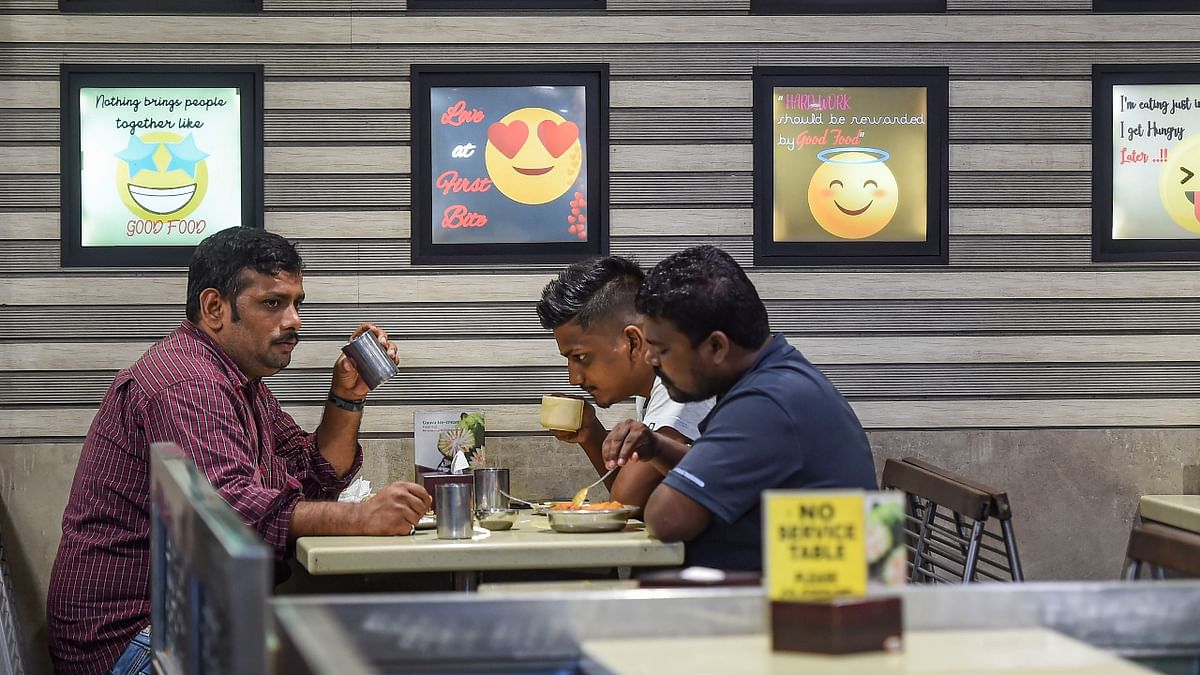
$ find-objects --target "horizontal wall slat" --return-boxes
[5,299,1200,341]
[0,207,1093,240]
[7,271,1200,305]
[6,335,1198,371]
[9,396,1196,440]
[8,363,1200,406]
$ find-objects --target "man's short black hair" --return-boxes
[536,256,645,331]
[185,227,304,322]
[635,245,770,349]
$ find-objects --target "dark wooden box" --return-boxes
[770,597,903,654]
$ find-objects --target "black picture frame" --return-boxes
[407,0,603,10]
[1092,64,1200,262]
[752,67,949,266]
[60,64,264,268]
[1093,0,1197,12]
[60,0,260,12]
[411,64,608,265]
[752,0,944,13]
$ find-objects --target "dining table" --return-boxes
[294,511,684,590]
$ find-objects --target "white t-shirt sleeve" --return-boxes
[636,376,715,442]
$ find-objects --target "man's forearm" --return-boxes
[315,402,363,476]
[289,500,360,537]
[647,436,691,476]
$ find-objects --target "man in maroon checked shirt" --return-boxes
[46,227,431,675]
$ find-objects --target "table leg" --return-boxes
[453,571,478,592]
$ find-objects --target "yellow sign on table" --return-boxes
[764,490,906,601]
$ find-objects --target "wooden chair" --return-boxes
[880,458,1024,584]
[1123,522,1200,580]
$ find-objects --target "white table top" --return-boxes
[295,513,684,575]
[1139,495,1200,534]
[581,629,1154,675]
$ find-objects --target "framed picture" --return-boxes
[408,0,602,9]
[752,67,949,266]
[61,65,264,267]
[411,65,608,265]
[752,0,944,13]
[1094,0,1195,12]
[1093,65,1200,262]
[60,0,260,11]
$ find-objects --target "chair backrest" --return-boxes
[1124,522,1200,580]
[880,458,1023,583]
[150,443,272,675]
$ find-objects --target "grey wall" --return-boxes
[4,3,1200,673]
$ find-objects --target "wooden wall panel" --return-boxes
[2,10,1200,440]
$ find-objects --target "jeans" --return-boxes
[109,625,152,675]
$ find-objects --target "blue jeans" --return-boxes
[109,625,152,675]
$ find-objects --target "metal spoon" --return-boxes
[571,467,618,507]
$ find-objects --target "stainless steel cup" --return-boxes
[473,468,510,511]
[341,331,397,390]
[436,483,473,540]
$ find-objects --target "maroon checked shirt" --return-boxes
[47,321,362,675]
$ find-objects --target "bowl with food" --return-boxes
[546,501,637,533]
[476,508,519,531]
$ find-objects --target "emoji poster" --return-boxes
[771,86,929,243]
[428,85,589,245]
[1109,84,1200,240]
[77,86,244,247]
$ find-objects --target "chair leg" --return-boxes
[1123,559,1143,580]
[962,520,985,583]
[1001,520,1024,582]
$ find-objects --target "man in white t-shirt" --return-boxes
[537,256,714,508]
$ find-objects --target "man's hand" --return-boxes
[355,481,431,535]
[602,419,662,470]
[549,396,606,446]
[332,322,399,401]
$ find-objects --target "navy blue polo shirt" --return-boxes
[660,334,877,571]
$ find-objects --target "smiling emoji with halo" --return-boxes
[1158,136,1200,234]
[807,147,899,239]
[485,107,582,205]
[115,130,209,221]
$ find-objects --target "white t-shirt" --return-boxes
[634,376,715,442]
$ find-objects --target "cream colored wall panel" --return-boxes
[0,80,55,108]
[610,144,751,173]
[7,399,1197,438]
[951,208,1089,236]
[348,15,1200,45]
[950,144,1089,172]
[611,208,752,237]
[851,399,1200,429]
[8,335,1194,372]
[0,211,57,239]
[265,146,410,174]
[2,15,352,43]
[610,81,751,108]
[1,146,56,174]
[266,81,410,110]
[268,211,411,239]
[8,271,1200,305]
[950,80,1089,108]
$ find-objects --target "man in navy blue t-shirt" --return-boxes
[601,245,877,571]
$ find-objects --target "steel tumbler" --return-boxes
[473,468,511,511]
[341,330,397,390]
[436,483,473,540]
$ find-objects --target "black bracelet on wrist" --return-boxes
[328,393,366,412]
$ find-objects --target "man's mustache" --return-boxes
[654,367,673,387]
[274,331,301,344]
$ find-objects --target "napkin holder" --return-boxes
[770,596,902,654]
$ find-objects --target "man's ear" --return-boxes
[706,331,731,366]
[624,324,645,360]
[197,288,229,332]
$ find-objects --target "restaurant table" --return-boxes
[295,513,684,590]
[1139,495,1200,534]
[580,628,1154,675]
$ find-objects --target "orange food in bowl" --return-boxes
[549,500,624,511]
